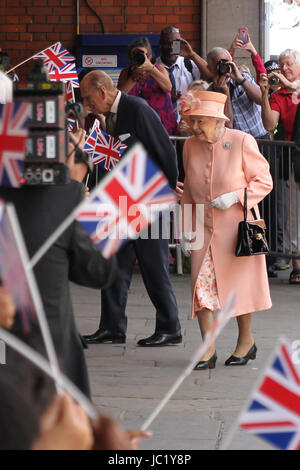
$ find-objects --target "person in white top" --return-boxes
[155,26,212,117]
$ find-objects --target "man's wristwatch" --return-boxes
[291,81,298,90]
[236,78,246,86]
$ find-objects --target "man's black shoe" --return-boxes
[83,329,126,344]
[137,332,182,347]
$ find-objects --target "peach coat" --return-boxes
[181,128,273,317]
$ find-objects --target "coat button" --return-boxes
[207,162,212,168]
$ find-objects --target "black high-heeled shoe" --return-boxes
[225,344,257,366]
[194,352,217,370]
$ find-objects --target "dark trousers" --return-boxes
[100,236,181,336]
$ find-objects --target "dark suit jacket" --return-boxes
[114,92,178,189]
[0,180,117,396]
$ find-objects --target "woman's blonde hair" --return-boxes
[187,79,210,91]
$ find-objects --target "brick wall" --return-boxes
[0,0,201,79]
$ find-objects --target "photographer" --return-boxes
[206,47,268,139]
[117,36,177,136]
[259,48,300,284]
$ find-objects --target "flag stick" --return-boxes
[5,42,60,75]
[141,293,236,431]
[0,327,98,421]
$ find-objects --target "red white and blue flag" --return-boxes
[0,200,37,333]
[84,120,127,171]
[238,338,300,450]
[33,42,76,73]
[49,62,79,88]
[0,102,30,187]
[77,143,177,258]
[64,81,75,103]
[67,116,75,132]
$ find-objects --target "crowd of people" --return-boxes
[1,23,300,449]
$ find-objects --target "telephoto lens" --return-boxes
[269,76,279,86]
[131,49,146,67]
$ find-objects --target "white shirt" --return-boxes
[110,89,122,114]
[155,55,201,94]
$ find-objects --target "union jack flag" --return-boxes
[67,116,75,132]
[0,200,37,333]
[0,102,30,187]
[49,62,79,88]
[77,143,177,258]
[33,42,76,73]
[238,338,300,450]
[64,81,75,103]
[84,120,127,171]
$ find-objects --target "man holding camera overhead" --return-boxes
[206,47,268,139]
[155,26,212,117]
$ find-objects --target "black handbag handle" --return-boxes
[244,188,258,221]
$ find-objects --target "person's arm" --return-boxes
[229,62,262,105]
[145,62,172,93]
[179,38,213,81]
[68,220,117,290]
[235,133,273,209]
[259,73,280,132]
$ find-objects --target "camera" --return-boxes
[269,76,279,86]
[131,49,146,67]
[13,60,69,185]
[217,59,231,76]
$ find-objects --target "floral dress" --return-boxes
[129,66,178,136]
[194,247,220,314]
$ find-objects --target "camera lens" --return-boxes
[269,76,279,85]
[217,59,230,76]
[131,49,145,67]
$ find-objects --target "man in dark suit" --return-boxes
[80,70,182,347]
[0,179,117,398]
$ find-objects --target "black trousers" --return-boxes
[100,236,181,336]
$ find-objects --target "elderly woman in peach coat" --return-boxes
[180,90,273,370]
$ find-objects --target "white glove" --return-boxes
[180,232,193,257]
[210,191,239,211]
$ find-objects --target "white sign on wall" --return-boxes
[82,55,118,68]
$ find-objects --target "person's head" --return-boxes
[238,64,251,76]
[207,47,232,79]
[80,70,117,115]
[160,26,181,66]
[278,49,300,82]
[187,79,210,91]
[0,345,56,450]
[128,37,152,66]
[180,90,228,143]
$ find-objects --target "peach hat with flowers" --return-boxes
[179,90,229,122]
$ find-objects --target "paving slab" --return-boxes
[72,268,298,451]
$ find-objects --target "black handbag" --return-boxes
[235,188,269,257]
